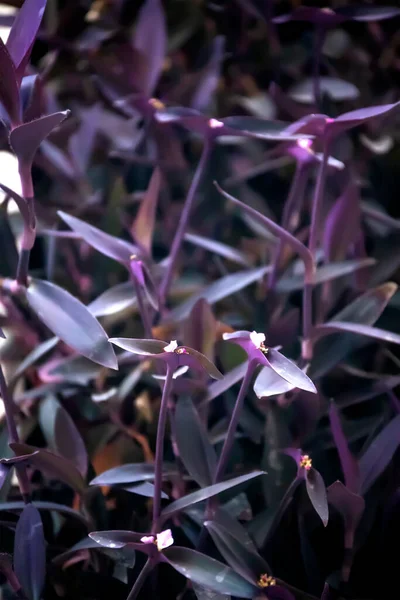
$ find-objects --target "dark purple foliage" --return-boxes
[0,2,400,600]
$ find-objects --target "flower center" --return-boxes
[300,454,312,470]
[149,98,165,110]
[164,340,178,353]
[175,347,188,354]
[258,574,276,588]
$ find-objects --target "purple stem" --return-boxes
[0,363,31,502]
[308,140,329,257]
[126,558,154,600]
[268,162,308,289]
[159,137,212,306]
[16,162,36,287]
[152,364,174,531]
[213,359,258,484]
[129,262,153,339]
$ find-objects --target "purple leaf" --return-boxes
[26,278,118,369]
[266,349,316,394]
[88,282,136,318]
[14,504,45,600]
[38,395,88,478]
[109,338,167,356]
[6,0,46,71]
[359,414,400,494]
[327,481,365,534]
[132,0,167,96]
[277,259,374,293]
[131,167,161,255]
[0,40,20,126]
[58,211,139,265]
[20,75,43,120]
[90,463,157,486]
[10,111,70,169]
[323,183,362,262]
[9,443,86,493]
[328,402,360,493]
[160,471,266,521]
[205,520,270,586]
[219,116,311,141]
[122,482,168,499]
[191,36,225,112]
[184,232,250,267]
[183,298,216,360]
[9,337,59,387]
[0,501,90,527]
[182,347,224,380]
[202,361,248,406]
[336,6,400,21]
[305,468,329,526]
[328,101,400,136]
[162,547,258,598]
[253,366,295,399]
[273,7,345,26]
[289,77,359,104]
[175,396,217,487]
[166,266,270,323]
[89,530,144,549]
[312,322,400,345]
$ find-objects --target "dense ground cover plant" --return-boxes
[2,0,400,599]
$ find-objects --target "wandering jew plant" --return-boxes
[1,1,400,600]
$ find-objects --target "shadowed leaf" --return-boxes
[175,396,217,486]
[305,468,329,526]
[6,0,46,71]
[26,278,117,369]
[359,414,400,494]
[266,349,316,393]
[329,401,360,493]
[131,167,161,255]
[0,40,20,125]
[163,547,258,598]
[14,504,45,600]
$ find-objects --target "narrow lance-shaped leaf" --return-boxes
[8,443,86,493]
[162,547,258,599]
[25,278,118,370]
[131,167,161,255]
[0,39,20,125]
[10,111,70,169]
[183,298,216,360]
[13,504,46,600]
[192,36,225,112]
[90,463,158,486]
[323,183,361,262]
[89,530,144,549]
[160,471,266,521]
[184,232,250,267]
[39,395,88,478]
[6,0,47,70]
[266,348,317,394]
[132,0,167,96]
[253,366,295,399]
[58,211,139,265]
[165,265,270,323]
[205,520,270,586]
[359,414,400,494]
[175,396,217,487]
[202,361,248,406]
[305,468,329,526]
[312,322,400,346]
[9,337,59,387]
[309,282,398,379]
[327,481,365,539]
[329,401,360,493]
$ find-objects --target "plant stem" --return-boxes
[0,363,31,502]
[308,141,329,257]
[213,360,257,484]
[159,137,212,306]
[268,162,308,289]
[152,364,173,530]
[130,266,153,339]
[126,558,153,600]
[15,162,36,287]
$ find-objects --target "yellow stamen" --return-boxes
[257,574,276,588]
[300,454,312,470]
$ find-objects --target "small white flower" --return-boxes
[140,535,155,545]
[140,529,174,551]
[208,118,224,129]
[164,340,178,353]
[156,529,174,551]
[297,138,312,150]
[250,331,266,349]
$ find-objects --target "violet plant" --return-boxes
[1,2,400,600]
